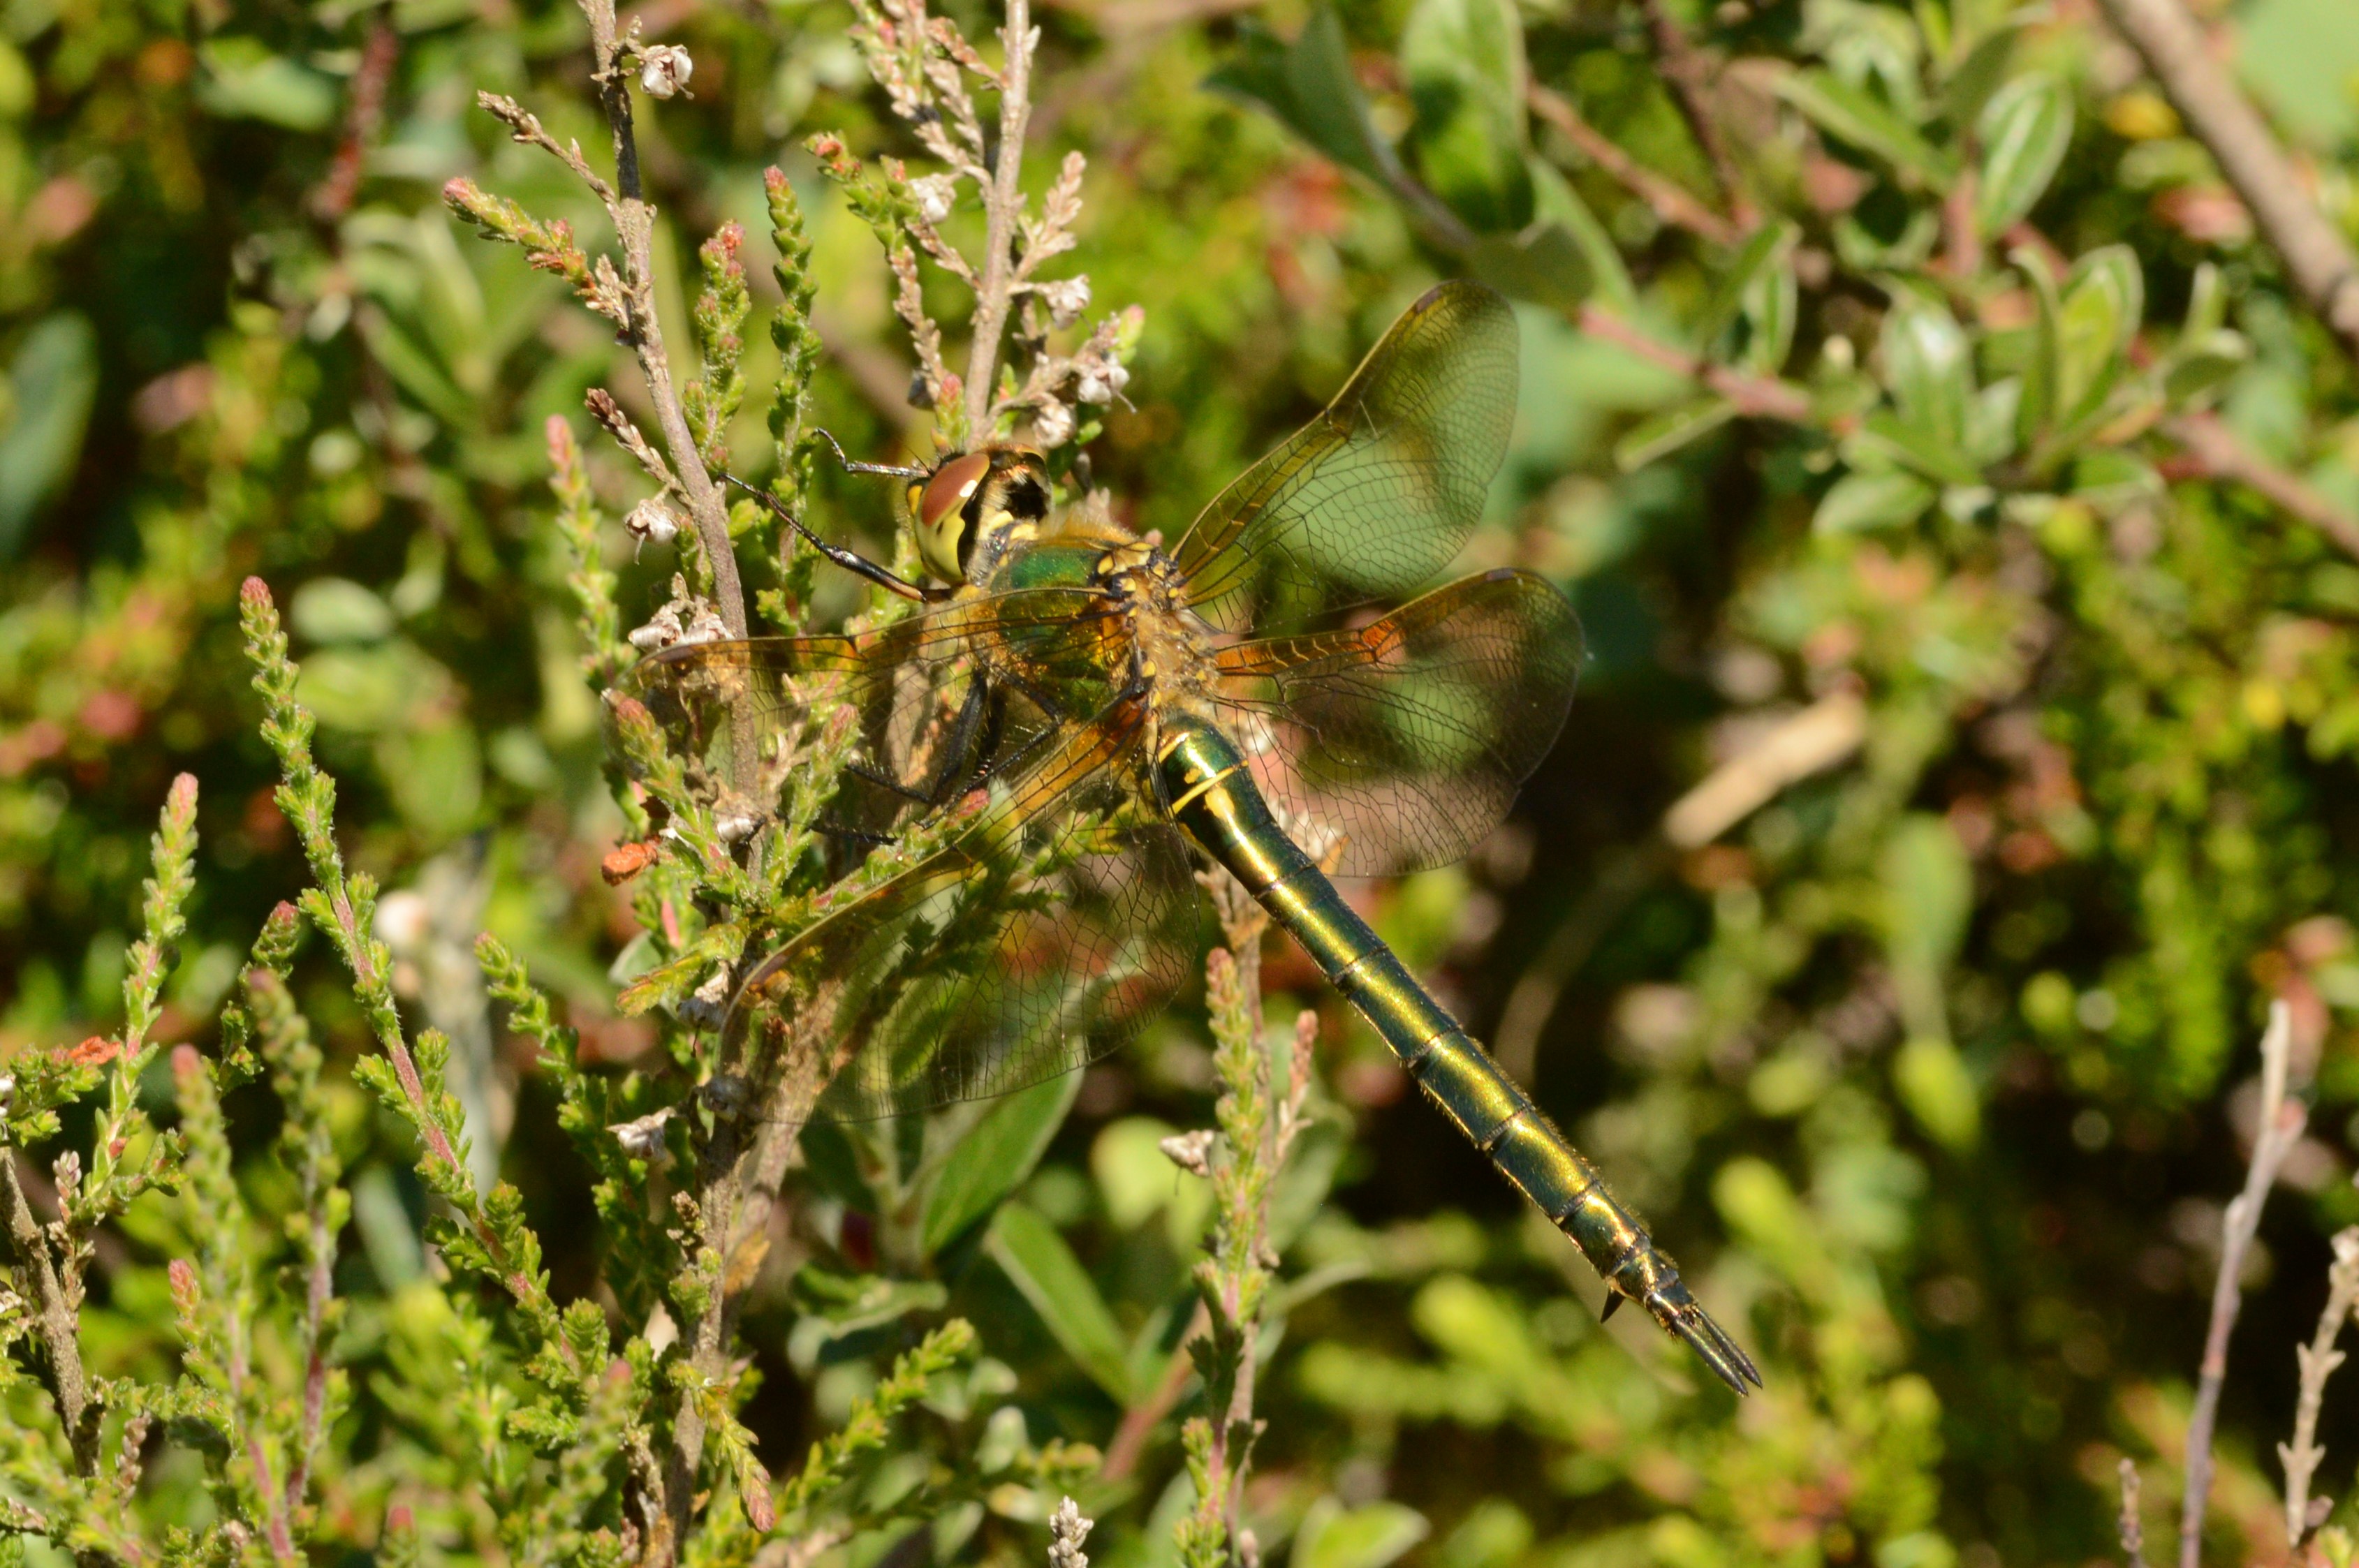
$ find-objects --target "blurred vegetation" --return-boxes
[7,0,2359,1565]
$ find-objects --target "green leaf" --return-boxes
[197,39,340,131]
[1964,377,2023,466]
[1853,411,1984,487]
[1468,224,1592,314]
[1894,1035,1980,1151]
[918,1070,1082,1252]
[1615,397,1739,472]
[785,1267,950,1370]
[2184,260,2228,338]
[2011,243,2063,444]
[1741,242,1800,373]
[1528,158,1629,310]
[2063,447,2161,505]
[1939,8,2027,126]
[1975,71,2073,234]
[1092,1116,1211,1241]
[2161,329,2251,406]
[1295,1500,1430,1568]
[1882,813,1971,978]
[1209,6,1401,193]
[1401,0,1531,231]
[289,578,397,645]
[1773,68,1957,188]
[0,312,97,560]
[1814,469,1938,533]
[985,1204,1133,1401]
[2055,244,2143,423]
[1693,220,1796,356]
[1880,297,1974,449]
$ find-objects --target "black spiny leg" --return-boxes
[828,674,995,851]
[721,473,944,604]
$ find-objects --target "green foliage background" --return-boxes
[8,0,2359,1564]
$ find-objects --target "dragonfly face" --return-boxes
[906,445,1052,586]
[623,281,1761,1394]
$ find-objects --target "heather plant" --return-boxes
[8,0,2359,1563]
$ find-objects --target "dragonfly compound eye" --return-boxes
[916,451,993,582]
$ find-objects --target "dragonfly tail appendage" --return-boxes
[1157,720,1760,1393]
[1402,1023,1763,1395]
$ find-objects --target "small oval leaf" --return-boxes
[1615,397,1739,472]
[1974,71,2074,234]
[1881,298,1974,448]
[1814,469,1939,533]
[985,1204,1133,1401]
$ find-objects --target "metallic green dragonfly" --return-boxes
[625,280,1759,1393]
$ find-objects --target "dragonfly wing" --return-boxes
[726,695,1199,1121]
[618,588,1111,843]
[1170,280,1519,636]
[1211,569,1580,876]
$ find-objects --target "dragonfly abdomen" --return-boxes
[1155,718,1761,1394]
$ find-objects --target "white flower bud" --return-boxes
[679,603,728,646]
[609,1107,674,1157]
[1159,1128,1213,1177]
[911,173,957,224]
[1075,360,1128,406]
[624,496,682,548]
[1040,275,1092,329]
[628,605,683,651]
[640,43,693,99]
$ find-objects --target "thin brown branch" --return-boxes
[1,1149,94,1469]
[2121,1458,2149,1568]
[312,18,397,221]
[2160,411,2359,562]
[1574,302,1816,422]
[1943,165,1984,279]
[281,1185,335,1513]
[2093,0,2359,364]
[575,0,747,639]
[962,0,1036,438]
[2279,1225,2359,1547]
[1101,1300,1208,1482]
[1527,82,1740,246]
[2180,1000,2304,1568]
[1638,0,1754,229]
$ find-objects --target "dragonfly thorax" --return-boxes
[1091,539,1221,709]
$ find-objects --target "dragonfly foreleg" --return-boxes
[720,472,940,604]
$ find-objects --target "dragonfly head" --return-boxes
[909,445,1050,584]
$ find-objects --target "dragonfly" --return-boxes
[622,280,1760,1393]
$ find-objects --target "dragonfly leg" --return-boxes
[837,679,994,813]
[720,472,941,603]
[928,673,1070,803]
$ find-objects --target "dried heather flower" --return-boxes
[1038,275,1091,329]
[912,172,959,223]
[624,496,682,549]
[1074,360,1128,406]
[639,43,693,99]
[1031,399,1075,448]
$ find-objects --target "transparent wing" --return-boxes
[1171,280,1520,637]
[1208,569,1580,877]
[723,697,1199,1121]
[618,587,1115,845]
